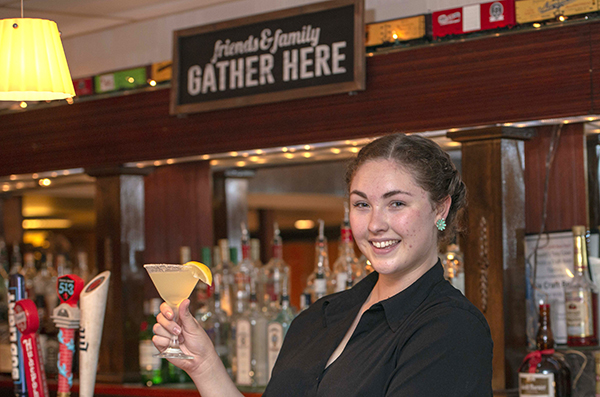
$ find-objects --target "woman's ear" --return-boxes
[437,196,452,220]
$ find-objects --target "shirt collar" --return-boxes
[322,260,445,332]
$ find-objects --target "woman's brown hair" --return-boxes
[345,133,466,243]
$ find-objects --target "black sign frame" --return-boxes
[170,0,365,115]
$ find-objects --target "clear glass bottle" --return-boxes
[306,219,332,303]
[76,251,90,283]
[214,239,234,316]
[196,271,232,379]
[267,272,295,380]
[233,273,269,392]
[442,241,465,295]
[139,298,168,386]
[9,242,22,275]
[233,223,255,311]
[0,238,9,281]
[518,303,571,397]
[263,222,290,312]
[564,225,598,347]
[332,203,361,292]
[22,251,37,297]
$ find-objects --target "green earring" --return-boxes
[436,218,446,231]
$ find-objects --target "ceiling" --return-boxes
[0,0,238,38]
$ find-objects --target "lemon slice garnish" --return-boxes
[184,261,213,285]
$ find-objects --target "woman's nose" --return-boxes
[368,208,388,234]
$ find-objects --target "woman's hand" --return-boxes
[152,299,217,375]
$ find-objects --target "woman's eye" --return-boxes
[352,202,369,209]
[390,201,404,208]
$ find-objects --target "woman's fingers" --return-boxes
[156,310,181,336]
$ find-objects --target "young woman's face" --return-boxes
[349,159,444,281]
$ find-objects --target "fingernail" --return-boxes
[173,325,181,335]
[166,311,173,320]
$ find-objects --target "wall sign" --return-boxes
[170,0,365,115]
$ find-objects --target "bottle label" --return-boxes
[335,273,348,293]
[267,323,283,381]
[565,290,594,337]
[518,372,554,396]
[139,340,160,370]
[235,319,252,386]
[315,278,327,294]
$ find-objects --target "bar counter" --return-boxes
[0,376,263,397]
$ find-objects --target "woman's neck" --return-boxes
[370,259,437,304]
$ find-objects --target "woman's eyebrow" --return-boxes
[382,190,412,199]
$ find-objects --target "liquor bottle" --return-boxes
[249,276,269,391]
[332,203,361,292]
[76,251,90,283]
[9,242,23,275]
[263,223,290,312]
[56,254,71,277]
[139,298,168,386]
[267,272,295,380]
[194,247,213,312]
[0,238,9,280]
[306,220,332,303]
[231,273,250,389]
[564,225,598,347]
[251,238,263,267]
[196,272,233,379]
[233,223,255,310]
[214,239,234,316]
[518,303,571,397]
[442,241,465,295]
[233,273,269,392]
[22,252,37,297]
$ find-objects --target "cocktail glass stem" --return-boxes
[166,303,181,351]
[157,302,193,359]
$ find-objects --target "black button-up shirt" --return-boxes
[264,261,493,396]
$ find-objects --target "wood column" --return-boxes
[144,161,214,265]
[212,169,254,261]
[448,127,534,391]
[91,169,146,383]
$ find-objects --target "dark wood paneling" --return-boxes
[524,124,588,233]
[2,196,22,245]
[144,161,213,264]
[0,22,596,175]
[94,174,145,383]
[449,128,530,390]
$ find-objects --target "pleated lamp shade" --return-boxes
[0,18,76,101]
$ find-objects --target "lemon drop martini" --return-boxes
[144,261,212,359]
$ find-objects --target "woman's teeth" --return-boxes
[372,240,399,248]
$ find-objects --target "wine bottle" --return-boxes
[564,225,598,347]
[518,303,571,397]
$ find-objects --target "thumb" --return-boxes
[178,299,196,328]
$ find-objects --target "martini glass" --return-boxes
[144,263,200,359]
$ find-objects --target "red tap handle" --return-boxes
[56,274,84,306]
[15,299,49,397]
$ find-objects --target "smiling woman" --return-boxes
[153,132,492,397]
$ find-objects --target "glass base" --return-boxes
[155,347,194,360]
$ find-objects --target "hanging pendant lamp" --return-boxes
[0,2,75,101]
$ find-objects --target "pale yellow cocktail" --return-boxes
[148,267,198,307]
[144,263,201,359]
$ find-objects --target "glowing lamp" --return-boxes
[0,18,75,101]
